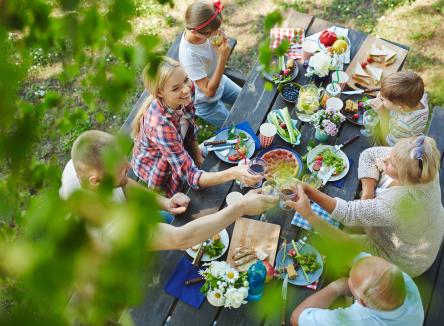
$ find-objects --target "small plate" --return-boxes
[342,94,375,126]
[275,243,324,286]
[261,57,299,84]
[186,229,230,262]
[257,146,304,180]
[213,129,255,164]
[266,110,301,145]
[307,144,350,182]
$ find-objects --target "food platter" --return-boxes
[267,110,301,145]
[186,229,229,262]
[342,93,374,126]
[213,128,255,164]
[275,243,323,286]
[307,145,350,182]
[257,146,303,180]
[261,56,299,84]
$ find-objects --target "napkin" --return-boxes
[305,26,350,69]
[164,257,205,309]
[330,158,353,188]
[292,202,342,231]
[218,121,261,151]
[270,27,305,60]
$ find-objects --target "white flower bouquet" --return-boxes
[199,261,249,308]
[305,52,337,78]
[311,107,346,136]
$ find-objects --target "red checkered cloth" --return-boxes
[270,27,304,60]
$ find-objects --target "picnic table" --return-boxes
[127,10,444,326]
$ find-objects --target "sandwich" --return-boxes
[381,46,397,66]
[366,65,384,85]
[353,63,371,86]
[232,247,258,272]
[368,44,387,63]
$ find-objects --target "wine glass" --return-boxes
[260,180,279,222]
[361,110,379,137]
[248,157,267,188]
[302,173,322,189]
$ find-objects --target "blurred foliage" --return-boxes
[0,0,169,324]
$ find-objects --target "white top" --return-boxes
[178,33,226,104]
[299,252,424,326]
[331,147,444,277]
[59,160,126,203]
[386,94,429,146]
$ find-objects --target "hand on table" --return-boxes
[239,189,278,216]
[328,277,352,297]
[285,184,313,217]
[230,165,262,187]
[167,192,190,215]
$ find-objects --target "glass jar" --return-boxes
[296,85,322,122]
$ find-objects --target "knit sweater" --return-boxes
[331,147,444,277]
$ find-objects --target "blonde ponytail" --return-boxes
[131,57,182,139]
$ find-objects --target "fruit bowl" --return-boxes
[318,35,351,55]
[278,82,301,104]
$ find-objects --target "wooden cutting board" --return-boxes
[226,218,281,268]
[345,35,408,90]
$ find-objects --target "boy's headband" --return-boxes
[192,0,224,32]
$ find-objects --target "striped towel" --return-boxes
[270,27,304,60]
[291,202,342,231]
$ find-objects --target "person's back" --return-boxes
[295,254,424,326]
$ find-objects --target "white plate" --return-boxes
[186,229,230,262]
[307,145,350,182]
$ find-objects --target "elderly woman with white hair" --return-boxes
[298,135,444,277]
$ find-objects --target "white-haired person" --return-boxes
[59,130,278,250]
[299,135,444,277]
[287,185,424,326]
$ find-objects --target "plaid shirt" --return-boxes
[131,98,203,197]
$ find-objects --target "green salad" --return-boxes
[318,149,345,175]
[293,253,320,273]
[205,239,225,258]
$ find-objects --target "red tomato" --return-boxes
[288,249,296,257]
[353,113,360,120]
[315,155,323,161]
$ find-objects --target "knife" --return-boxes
[204,139,238,146]
[206,144,235,152]
[281,274,288,326]
[192,240,210,266]
[342,87,380,95]
[333,134,360,153]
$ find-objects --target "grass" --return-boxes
[18,0,444,169]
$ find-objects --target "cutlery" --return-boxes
[342,87,380,95]
[206,144,234,152]
[184,277,205,286]
[280,274,288,326]
[333,134,360,153]
[192,240,210,266]
[204,138,238,146]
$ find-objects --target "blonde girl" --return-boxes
[297,135,444,277]
[178,0,241,128]
[130,57,259,197]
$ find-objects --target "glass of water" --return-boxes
[260,180,279,222]
[361,109,379,137]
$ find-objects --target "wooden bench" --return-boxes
[416,106,444,325]
[120,32,247,136]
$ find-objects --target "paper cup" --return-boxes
[332,70,349,90]
[259,123,277,148]
[302,40,318,61]
[226,192,244,206]
[326,97,344,111]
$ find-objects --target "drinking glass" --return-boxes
[260,180,279,222]
[302,173,322,189]
[278,178,299,211]
[361,110,379,137]
[248,157,267,188]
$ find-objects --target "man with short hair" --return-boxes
[60,130,277,250]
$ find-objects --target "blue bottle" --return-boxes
[247,260,267,301]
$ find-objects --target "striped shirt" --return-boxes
[386,94,429,146]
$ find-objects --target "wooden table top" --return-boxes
[130,11,409,326]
